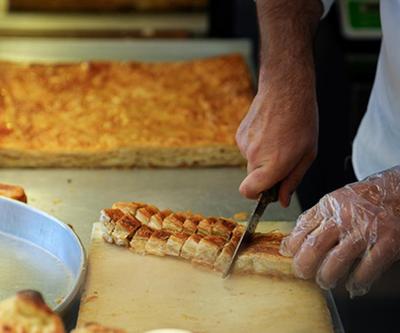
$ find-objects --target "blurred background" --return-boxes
[1,0,398,332]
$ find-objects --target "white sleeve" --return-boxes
[320,0,334,18]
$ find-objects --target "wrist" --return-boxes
[258,60,316,94]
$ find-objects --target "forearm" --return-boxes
[236,0,324,202]
[256,0,322,90]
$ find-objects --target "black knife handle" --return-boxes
[261,182,280,203]
[246,183,281,235]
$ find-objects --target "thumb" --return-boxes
[239,165,281,200]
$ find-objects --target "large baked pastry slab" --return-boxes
[0,54,252,168]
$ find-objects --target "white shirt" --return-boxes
[321,0,400,180]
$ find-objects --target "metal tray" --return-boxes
[0,196,86,316]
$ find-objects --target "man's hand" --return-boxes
[280,166,400,297]
[236,67,318,206]
[237,0,322,205]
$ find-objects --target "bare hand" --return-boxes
[236,67,318,206]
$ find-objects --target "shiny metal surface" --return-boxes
[0,169,301,250]
[0,12,208,37]
[0,196,86,315]
[0,38,342,331]
[0,38,253,65]
[325,291,346,333]
[0,169,342,332]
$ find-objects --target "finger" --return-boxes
[235,124,249,158]
[346,236,400,297]
[293,219,340,279]
[280,205,322,257]
[316,232,366,289]
[239,165,281,199]
[279,152,316,207]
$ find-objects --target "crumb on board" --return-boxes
[233,212,248,221]
[52,198,62,205]
[83,294,98,304]
[55,296,65,304]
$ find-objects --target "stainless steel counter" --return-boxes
[0,168,301,249]
[0,168,346,333]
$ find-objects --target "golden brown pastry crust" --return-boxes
[0,55,253,168]
[0,292,126,333]
[101,201,294,278]
[0,183,27,202]
[111,214,141,246]
[165,232,189,256]
[0,291,65,333]
[129,225,153,254]
[72,323,125,333]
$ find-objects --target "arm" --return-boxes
[236,0,323,206]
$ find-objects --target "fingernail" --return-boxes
[316,274,335,290]
[279,238,292,257]
[293,260,308,280]
[346,281,370,298]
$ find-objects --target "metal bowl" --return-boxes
[0,196,86,315]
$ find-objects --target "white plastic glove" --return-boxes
[280,165,400,297]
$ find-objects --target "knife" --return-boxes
[222,183,280,278]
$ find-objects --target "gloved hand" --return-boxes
[280,165,400,297]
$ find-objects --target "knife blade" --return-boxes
[222,184,280,278]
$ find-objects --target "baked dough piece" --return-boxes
[129,225,153,254]
[111,214,141,247]
[111,202,144,217]
[0,292,126,333]
[135,205,159,225]
[100,202,294,278]
[211,218,236,240]
[181,234,203,260]
[145,230,171,256]
[197,217,217,236]
[0,290,64,333]
[148,209,172,230]
[0,183,27,203]
[0,55,253,168]
[165,232,189,256]
[162,213,186,232]
[72,323,126,333]
[182,214,203,234]
[192,235,226,267]
[236,233,293,277]
[214,228,243,272]
[100,208,125,243]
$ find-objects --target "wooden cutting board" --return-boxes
[77,222,334,333]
